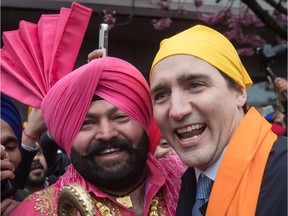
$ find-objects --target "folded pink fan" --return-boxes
[0,2,92,108]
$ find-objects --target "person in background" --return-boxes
[148,116,176,159]
[266,76,287,136]
[1,94,45,214]
[274,77,288,101]
[270,76,288,113]
[154,137,176,159]
[11,57,186,215]
[23,108,70,185]
[266,110,287,136]
[38,130,70,183]
[149,25,287,216]
[1,94,23,215]
[23,144,49,195]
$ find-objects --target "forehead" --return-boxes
[0,119,19,144]
[150,55,222,87]
[1,119,16,137]
[87,100,119,115]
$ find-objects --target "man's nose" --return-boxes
[169,93,192,121]
[94,119,118,141]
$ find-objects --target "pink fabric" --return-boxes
[149,117,162,154]
[10,154,187,216]
[0,2,92,108]
[41,57,153,156]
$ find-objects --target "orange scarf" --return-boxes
[206,107,277,216]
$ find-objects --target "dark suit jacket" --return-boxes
[176,136,287,216]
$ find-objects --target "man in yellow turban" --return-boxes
[149,25,287,216]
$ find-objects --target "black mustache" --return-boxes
[31,161,43,170]
[83,138,134,158]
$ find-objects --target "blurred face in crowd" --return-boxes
[154,137,176,159]
[26,146,48,187]
[71,99,149,191]
[150,55,246,171]
[1,119,21,169]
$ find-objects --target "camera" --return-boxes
[1,179,17,201]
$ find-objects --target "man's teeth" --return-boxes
[176,123,205,134]
[100,148,120,154]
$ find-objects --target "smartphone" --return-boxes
[99,23,109,57]
[1,179,17,201]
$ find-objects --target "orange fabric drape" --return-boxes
[206,107,277,216]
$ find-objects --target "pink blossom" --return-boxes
[177,6,187,16]
[237,47,255,56]
[194,0,203,8]
[157,0,170,11]
[273,10,288,23]
[151,17,172,30]
[198,11,228,25]
[102,9,116,29]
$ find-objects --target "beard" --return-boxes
[26,172,46,187]
[25,161,46,187]
[70,132,149,191]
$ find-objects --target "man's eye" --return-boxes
[188,82,204,90]
[82,120,93,125]
[154,92,168,102]
[5,144,18,152]
[159,142,170,148]
[114,114,129,121]
[82,120,95,126]
[190,82,201,88]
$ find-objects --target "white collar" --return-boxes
[195,147,227,182]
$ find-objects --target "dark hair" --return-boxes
[221,72,249,113]
[92,95,103,101]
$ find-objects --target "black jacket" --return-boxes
[176,136,287,216]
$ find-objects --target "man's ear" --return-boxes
[236,87,247,108]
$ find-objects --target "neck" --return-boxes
[101,173,146,214]
[101,173,146,198]
[25,183,45,194]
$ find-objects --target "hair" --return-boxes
[221,72,249,113]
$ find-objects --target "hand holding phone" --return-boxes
[1,146,17,201]
[98,23,109,57]
[1,179,17,201]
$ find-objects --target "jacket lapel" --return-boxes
[176,167,197,215]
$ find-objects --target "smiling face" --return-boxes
[71,99,149,191]
[150,55,247,171]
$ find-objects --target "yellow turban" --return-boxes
[150,25,253,89]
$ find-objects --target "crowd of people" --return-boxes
[1,5,287,216]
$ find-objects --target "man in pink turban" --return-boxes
[10,57,186,215]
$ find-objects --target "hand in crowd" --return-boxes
[87,49,104,62]
[273,110,285,123]
[1,145,18,216]
[273,110,286,128]
[23,108,47,146]
[274,77,288,94]
[1,198,19,216]
[0,145,15,181]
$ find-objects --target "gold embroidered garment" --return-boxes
[9,154,186,215]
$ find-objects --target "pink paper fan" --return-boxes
[0,2,92,108]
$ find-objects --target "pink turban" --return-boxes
[148,117,162,154]
[41,57,152,156]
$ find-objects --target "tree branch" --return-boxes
[241,0,287,39]
[264,0,287,14]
